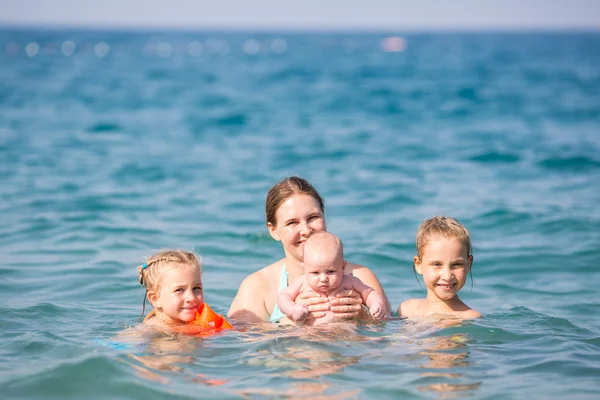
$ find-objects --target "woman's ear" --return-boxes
[267,222,281,241]
[413,255,423,275]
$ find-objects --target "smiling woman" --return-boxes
[227,176,391,324]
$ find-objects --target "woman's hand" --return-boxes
[328,290,364,320]
[295,291,329,322]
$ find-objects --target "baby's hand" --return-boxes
[291,304,310,323]
[369,302,386,320]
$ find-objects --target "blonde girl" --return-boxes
[398,216,480,319]
[137,250,204,328]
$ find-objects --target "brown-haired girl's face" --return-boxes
[267,193,326,262]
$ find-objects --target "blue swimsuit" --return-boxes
[268,264,288,323]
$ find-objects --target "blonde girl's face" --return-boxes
[414,236,472,302]
[149,265,204,325]
[267,193,326,262]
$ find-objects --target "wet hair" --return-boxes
[415,216,472,261]
[265,176,325,226]
[413,216,473,287]
[136,250,202,320]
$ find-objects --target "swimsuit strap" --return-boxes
[268,262,288,323]
[279,261,288,291]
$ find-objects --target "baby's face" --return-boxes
[303,250,344,294]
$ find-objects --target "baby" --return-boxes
[278,232,386,325]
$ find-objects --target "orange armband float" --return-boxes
[174,303,235,336]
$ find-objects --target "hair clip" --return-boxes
[141,263,149,270]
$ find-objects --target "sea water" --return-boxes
[1,29,599,399]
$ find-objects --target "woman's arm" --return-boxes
[228,273,270,323]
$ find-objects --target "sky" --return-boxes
[0,0,599,31]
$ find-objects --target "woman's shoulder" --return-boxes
[345,261,372,275]
[345,262,380,283]
[239,260,283,290]
[228,260,285,322]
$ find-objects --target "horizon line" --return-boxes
[1,22,599,34]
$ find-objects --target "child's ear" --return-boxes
[413,256,423,275]
[467,255,474,271]
[341,260,347,273]
[267,222,281,241]
[147,291,160,309]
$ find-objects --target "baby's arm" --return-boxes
[277,276,310,323]
[348,276,387,320]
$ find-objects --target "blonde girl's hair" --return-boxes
[415,216,472,261]
[413,216,473,288]
[136,250,203,320]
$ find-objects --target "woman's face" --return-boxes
[268,193,326,262]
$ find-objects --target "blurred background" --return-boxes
[1,1,599,399]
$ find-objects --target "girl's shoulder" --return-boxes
[397,298,423,317]
[456,308,481,320]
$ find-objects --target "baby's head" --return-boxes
[137,250,203,319]
[303,232,346,293]
[415,216,471,262]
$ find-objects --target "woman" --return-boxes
[228,176,391,324]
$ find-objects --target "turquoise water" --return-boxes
[1,29,600,399]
